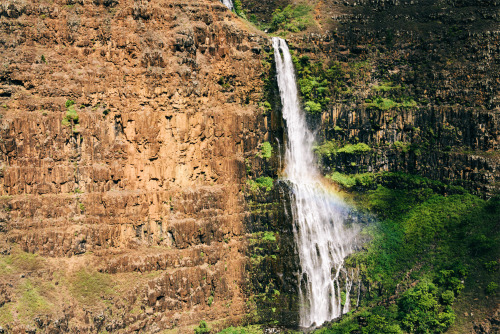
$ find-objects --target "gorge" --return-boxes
[0,0,498,333]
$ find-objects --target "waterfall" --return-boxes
[272,37,359,328]
[221,0,234,11]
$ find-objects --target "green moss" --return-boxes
[338,143,371,154]
[304,100,322,114]
[292,57,341,115]
[392,141,410,153]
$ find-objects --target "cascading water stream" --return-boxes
[221,0,234,11]
[272,37,359,328]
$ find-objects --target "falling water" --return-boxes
[221,0,234,11]
[272,37,359,328]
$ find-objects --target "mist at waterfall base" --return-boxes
[272,37,361,328]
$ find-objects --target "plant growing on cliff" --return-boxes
[246,177,273,192]
[269,4,313,34]
[194,320,210,334]
[233,0,245,18]
[62,100,80,133]
[366,97,417,111]
[258,141,273,159]
[314,140,371,159]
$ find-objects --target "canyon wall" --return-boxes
[0,0,276,332]
[285,0,499,196]
[0,0,498,332]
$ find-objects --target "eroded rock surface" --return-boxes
[0,0,272,332]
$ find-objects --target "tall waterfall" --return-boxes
[272,37,359,328]
[221,0,234,11]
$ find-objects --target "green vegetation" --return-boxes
[218,325,263,334]
[366,97,417,110]
[62,99,80,133]
[314,140,371,159]
[268,4,313,34]
[0,303,13,326]
[372,81,401,92]
[292,56,342,115]
[69,269,114,305]
[233,0,245,18]
[392,141,410,153]
[327,172,376,189]
[207,295,214,307]
[315,173,499,334]
[194,320,210,334]
[262,231,276,242]
[246,177,274,192]
[3,248,44,272]
[17,280,52,319]
[485,282,498,295]
[259,142,273,159]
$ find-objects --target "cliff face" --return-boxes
[287,0,499,196]
[0,0,271,332]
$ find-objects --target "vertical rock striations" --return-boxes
[0,0,272,332]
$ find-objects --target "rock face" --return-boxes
[287,0,500,196]
[0,0,273,332]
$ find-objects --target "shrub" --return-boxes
[398,282,453,333]
[314,140,371,159]
[366,97,417,110]
[304,100,322,114]
[337,143,371,154]
[62,100,79,131]
[441,290,454,305]
[262,231,276,242]
[484,260,498,273]
[485,282,498,295]
[194,320,210,334]
[259,142,272,159]
[246,177,273,192]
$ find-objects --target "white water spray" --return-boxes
[221,0,234,11]
[272,37,359,328]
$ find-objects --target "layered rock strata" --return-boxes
[0,0,272,332]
